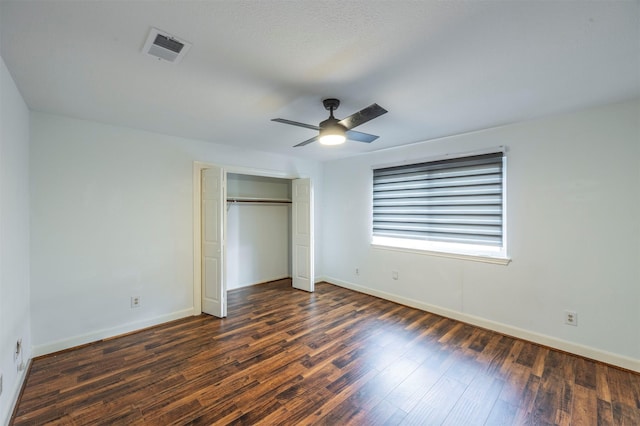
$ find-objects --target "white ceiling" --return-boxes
[1,1,638,162]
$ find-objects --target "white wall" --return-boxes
[227,204,290,290]
[0,56,31,425]
[321,99,640,371]
[227,173,291,200]
[29,112,322,355]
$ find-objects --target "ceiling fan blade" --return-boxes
[271,118,320,131]
[293,135,319,147]
[346,130,379,143]
[338,103,388,130]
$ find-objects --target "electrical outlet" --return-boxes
[564,310,578,326]
[131,296,141,308]
[392,270,399,280]
[355,268,360,276]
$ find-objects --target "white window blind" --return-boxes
[372,152,504,247]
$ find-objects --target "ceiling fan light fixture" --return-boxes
[319,131,346,145]
[318,119,346,146]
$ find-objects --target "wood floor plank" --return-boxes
[400,375,467,425]
[515,340,539,368]
[484,399,518,425]
[530,373,564,424]
[575,357,597,390]
[10,279,640,425]
[596,363,613,402]
[498,363,531,407]
[498,339,525,376]
[572,384,598,426]
[597,398,615,425]
[383,363,442,413]
[441,373,503,425]
[512,372,542,423]
[348,398,406,426]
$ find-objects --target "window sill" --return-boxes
[371,243,511,265]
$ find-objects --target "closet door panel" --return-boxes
[292,178,314,292]
[295,245,310,280]
[201,166,226,317]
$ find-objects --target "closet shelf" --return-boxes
[226,197,292,204]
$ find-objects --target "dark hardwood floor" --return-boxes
[12,279,640,425]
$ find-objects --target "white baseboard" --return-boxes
[2,358,30,426]
[321,276,640,373]
[32,308,195,357]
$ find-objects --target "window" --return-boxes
[372,150,508,262]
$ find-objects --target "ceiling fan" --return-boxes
[272,98,388,147]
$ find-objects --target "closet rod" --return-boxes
[226,198,291,204]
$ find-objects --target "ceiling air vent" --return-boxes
[142,28,192,64]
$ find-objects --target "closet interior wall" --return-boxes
[226,173,292,290]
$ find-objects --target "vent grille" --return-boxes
[153,34,184,53]
[142,28,191,63]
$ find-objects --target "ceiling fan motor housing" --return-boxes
[320,116,344,130]
[323,98,340,112]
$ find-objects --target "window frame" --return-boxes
[370,147,510,265]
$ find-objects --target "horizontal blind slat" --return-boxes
[373,222,502,235]
[373,184,502,199]
[374,174,502,192]
[373,194,502,207]
[373,206,502,214]
[373,215,502,225]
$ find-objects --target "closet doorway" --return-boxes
[193,162,314,318]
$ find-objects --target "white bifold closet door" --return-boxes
[201,166,226,317]
[291,178,314,292]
